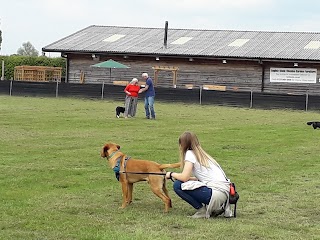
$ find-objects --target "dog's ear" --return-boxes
[101,144,110,158]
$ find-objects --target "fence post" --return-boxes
[9,80,13,96]
[199,86,202,105]
[250,90,253,108]
[55,81,59,98]
[305,91,309,111]
[1,59,4,80]
[101,81,105,99]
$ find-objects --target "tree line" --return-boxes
[0,37,65,80]
[0,55,66,80]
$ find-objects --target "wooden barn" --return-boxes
[42,23,320,95]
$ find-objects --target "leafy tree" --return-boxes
[17,41,39,56]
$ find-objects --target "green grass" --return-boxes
[0,95,319,240]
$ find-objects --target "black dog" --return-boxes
[307,121,320,129]
[116,106,125,118]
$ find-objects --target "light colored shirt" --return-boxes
[185,150,226,183]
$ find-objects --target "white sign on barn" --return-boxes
[270,68,317,83]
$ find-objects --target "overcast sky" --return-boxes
[1,0,320,56]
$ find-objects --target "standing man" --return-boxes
[139,73,155,119]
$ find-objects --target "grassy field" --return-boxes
[0,95,319,240]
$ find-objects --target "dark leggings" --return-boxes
[173,180,212,209]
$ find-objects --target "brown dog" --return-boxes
[101,142,180,212]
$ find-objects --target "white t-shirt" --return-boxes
[185,150,226,183]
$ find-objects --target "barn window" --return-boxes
[171,37,193,45]
[103,34,126,42]
[228,39,250,47]
[304,41,320,49]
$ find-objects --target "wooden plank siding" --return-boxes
[66,54,320,95]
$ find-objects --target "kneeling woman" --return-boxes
[166,131,233,218]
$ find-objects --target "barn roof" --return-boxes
[42,25,320,61]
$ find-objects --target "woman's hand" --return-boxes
[165,172,172,179]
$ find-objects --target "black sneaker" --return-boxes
[211,208,225,217]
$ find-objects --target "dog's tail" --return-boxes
[307,121,314,125]
[159,162,181,170]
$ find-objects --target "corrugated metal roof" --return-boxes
[42,25,320,61]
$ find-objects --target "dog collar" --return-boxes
[107,150,120,160]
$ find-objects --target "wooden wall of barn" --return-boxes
[66,54,320,95]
